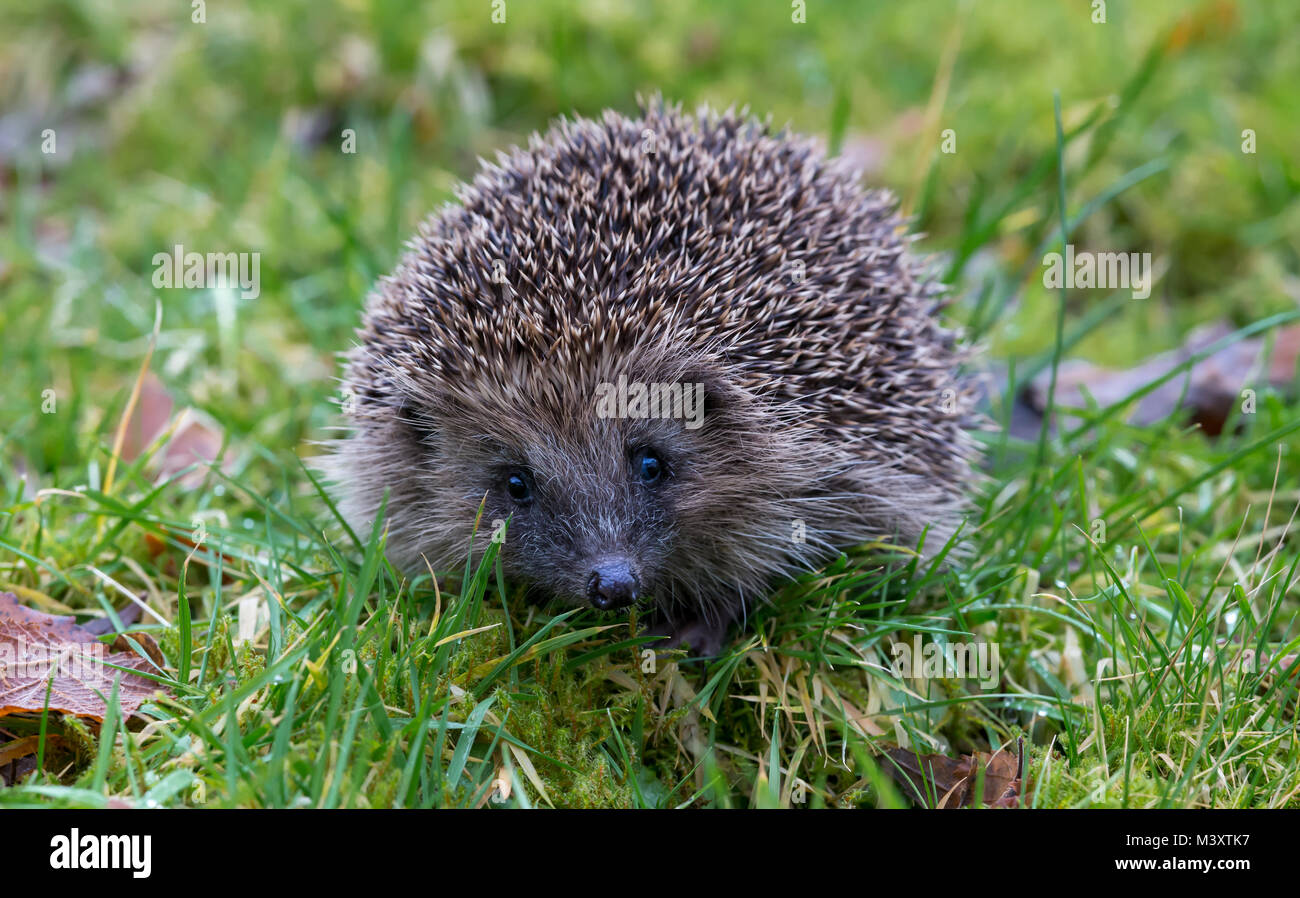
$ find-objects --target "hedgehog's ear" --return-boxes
[682,365,744,422]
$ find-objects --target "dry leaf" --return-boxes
[52,599,166,669]
[119,373,235,487]
[883,741,1024,808]
[0,732,67,786]
[1025,322,1299,437]
[0,734,65,767]
[0,592,167,723]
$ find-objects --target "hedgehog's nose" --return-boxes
[587,560,638,611]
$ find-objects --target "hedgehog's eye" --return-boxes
[633,448,666,485]
[505,471,533,504]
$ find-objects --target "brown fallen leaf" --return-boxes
[0,592,167,723]
[1,734,45,766]
[108,629,166,671]
[883,748,970,806]
[0,732,67,782]
[118,373,235,487]
[0,730,66,786]
[883,740,1024,808]
[1025,322,1300,437]
[35,598,167,669]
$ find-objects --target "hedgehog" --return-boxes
[327,100,978,656]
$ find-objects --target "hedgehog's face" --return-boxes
[340,351,798,622]
[368,361,760,617]
[466,415,693,614]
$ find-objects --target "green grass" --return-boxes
[1,0,1298,807]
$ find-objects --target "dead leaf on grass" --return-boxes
[883,740,1025,808]
[0,592,168,724]
[119,373,235,487]
[1024,321,1300,437]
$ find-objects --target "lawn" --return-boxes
[1,0,1298,807]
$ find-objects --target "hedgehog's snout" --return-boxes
[586,557,639,611]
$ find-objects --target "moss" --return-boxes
[496,657,634,808]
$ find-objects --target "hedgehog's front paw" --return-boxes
[644,613,733,659]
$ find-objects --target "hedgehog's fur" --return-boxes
[327,100,978,654]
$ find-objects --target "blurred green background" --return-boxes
[2,0,1296,479]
